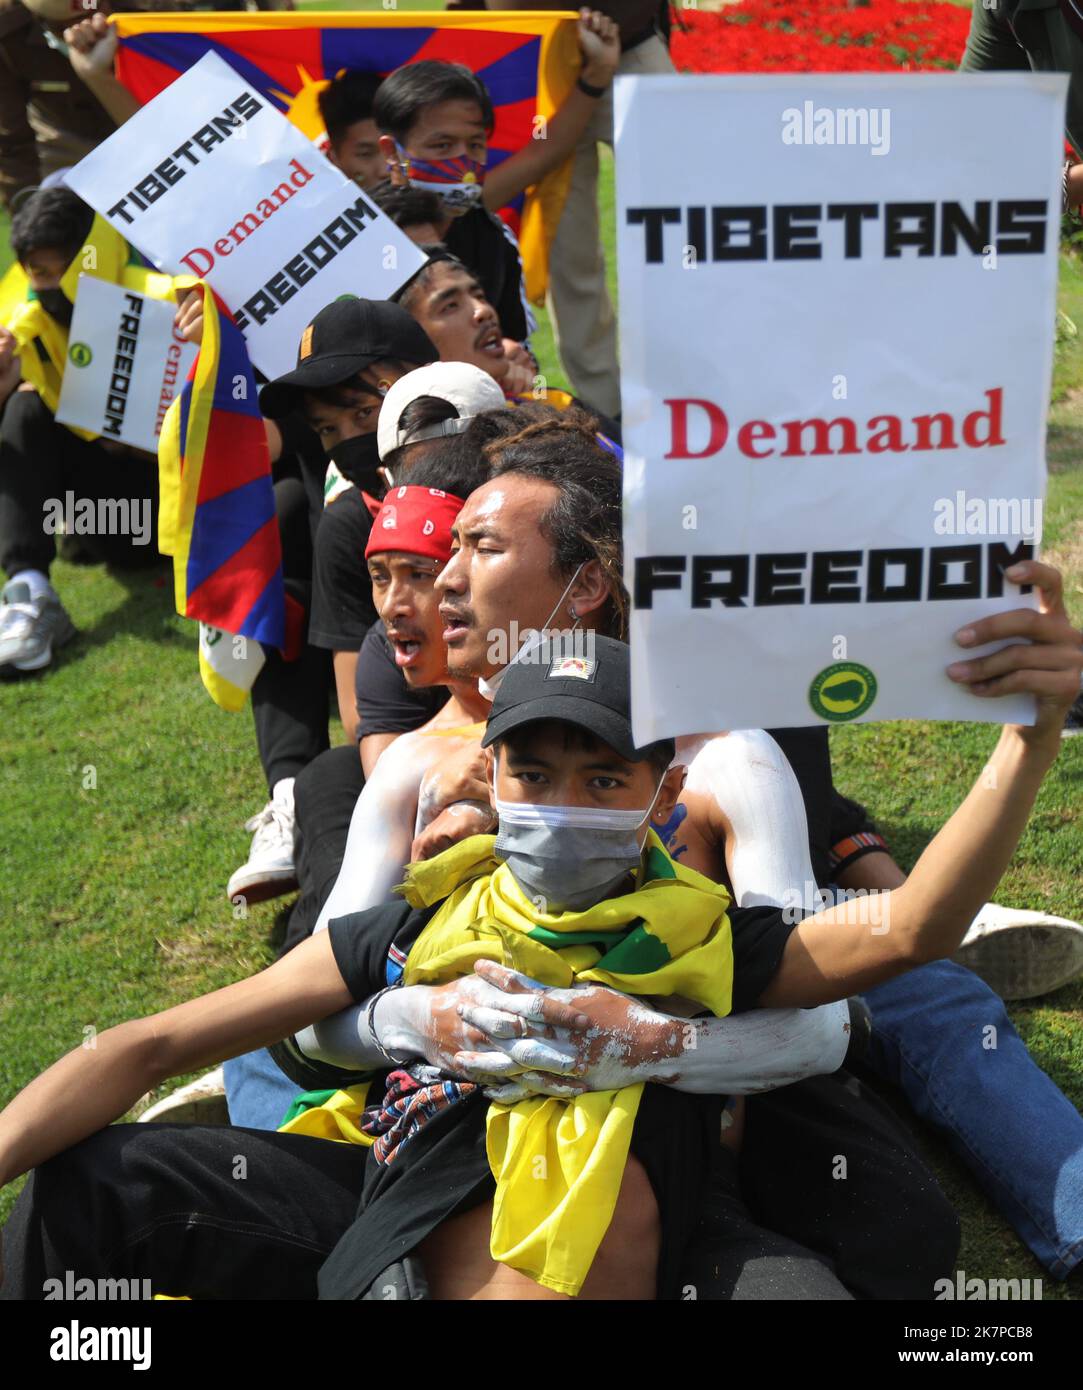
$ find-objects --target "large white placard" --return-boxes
[55,277,197,454]
[65,52,426,378]
[616,73,1065,741]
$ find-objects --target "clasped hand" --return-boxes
[398,960,677,1102]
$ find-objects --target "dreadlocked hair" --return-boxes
[483,410,627,638]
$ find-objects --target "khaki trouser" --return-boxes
[545,34,675,419]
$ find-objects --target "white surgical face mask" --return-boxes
[478,564,585,703]
[491,752,664,912]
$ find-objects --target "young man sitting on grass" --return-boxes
[0,578,1080,1299]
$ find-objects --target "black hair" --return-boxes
[382,394,461,470]
[318,70,383,148]
[391,245,469,314]
[303,362,416,409]
[10,186,94,266]
[395,428,490,499]
[497,720,675,779]
[484,412,627,638]
[373,60,495,144]
[387,401,522,496]
[368,179,446,233]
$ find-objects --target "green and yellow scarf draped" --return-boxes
[283,830,734,1297]
[0,213,174,436]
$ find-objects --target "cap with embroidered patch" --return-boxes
[482,635,674,765]
[258,297,438,419]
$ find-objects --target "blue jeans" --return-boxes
[223,1048,301,1132]
[863,959,1083,1278]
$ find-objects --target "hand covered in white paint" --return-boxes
[451,959,682,1100]
[377,970,593,1085]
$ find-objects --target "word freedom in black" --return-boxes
[105,91,264,225]
[231,194,380,331]
[625,200,1048,263]
[634,542,1035,609]
[102,291,144,438]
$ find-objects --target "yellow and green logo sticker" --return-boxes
[808,661,877,721]
[68,342,92,367]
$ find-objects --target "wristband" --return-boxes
[365,980,412,1067]
[828,830,889,877]
[577,75,608,99]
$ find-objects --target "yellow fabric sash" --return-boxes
[395,830,734,1295]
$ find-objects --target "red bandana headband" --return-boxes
[364,485,465,565]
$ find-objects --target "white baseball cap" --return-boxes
[377,361,506,461]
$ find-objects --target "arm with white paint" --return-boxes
[684,729,819,910]
[452,963,851,1101]
[312,731,435,934]
[301,733,439,1067]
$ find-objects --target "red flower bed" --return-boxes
[670,0,973,74]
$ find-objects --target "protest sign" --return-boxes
[615,73,1065,740]
[55,277,197,454]
[65,51,426,378]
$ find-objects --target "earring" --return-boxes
[568,607,578,621]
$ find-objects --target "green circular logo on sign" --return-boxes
[68,342,92,367]
[809,661,878,722]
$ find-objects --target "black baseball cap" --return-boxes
[258,297,438,419]
[482,635,675,766]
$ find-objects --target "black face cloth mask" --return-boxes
[36,288,73,328]
[329,432,382,490]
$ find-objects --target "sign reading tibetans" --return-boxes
[66,52,425,378]
[615,73,1065,739]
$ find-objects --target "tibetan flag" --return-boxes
[112,10,580,305]
[159,287,286,707]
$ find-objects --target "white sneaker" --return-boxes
[137,1067,229,1125]
[954,902,1083,1000]
[0,579,75,672]
[226,777,298,904]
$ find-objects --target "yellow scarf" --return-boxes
[408,831,733,1295]
[0,214,174,434]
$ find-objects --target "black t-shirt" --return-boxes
[272,411,327,544]
[355,621,448,742]
[444,207,529,342]
[309,487,379,652]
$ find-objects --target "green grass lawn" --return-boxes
[0,20,1081,1298]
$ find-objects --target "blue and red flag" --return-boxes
[159,287,299,708]
[112,10,579,304]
